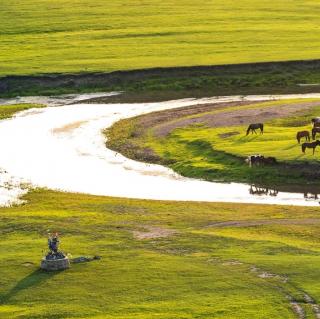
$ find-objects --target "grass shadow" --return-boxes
[0,269,59,304]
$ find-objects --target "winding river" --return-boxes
[1,92,320,207]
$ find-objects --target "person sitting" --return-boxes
[48,233,60,254]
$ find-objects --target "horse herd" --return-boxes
[246,117,320,155]
[296,117,320,154]
[245,117,320,167]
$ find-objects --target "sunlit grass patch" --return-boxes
[1,190,320,318]
[2,1,320,76]
[0,104,45,120]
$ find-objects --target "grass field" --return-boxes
[0,103,44,120]
[105,99,320,186]
[1,189,320,318]
[1,0,320,76]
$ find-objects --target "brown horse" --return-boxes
[296,130,310,143]
[246,123,264,136]
[312,127,320,140]
[301,140,320,155]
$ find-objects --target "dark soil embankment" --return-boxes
[2,59,320,99]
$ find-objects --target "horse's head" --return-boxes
[316,140,320,145]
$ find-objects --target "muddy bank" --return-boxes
[153,100,320,137]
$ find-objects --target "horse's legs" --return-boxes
[313,147,315,155]
[253,129,257,135]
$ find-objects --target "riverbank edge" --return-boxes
[104,100,320,191]
[2,59,320,99]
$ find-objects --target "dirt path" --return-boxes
[212,257,320,319]
[133,226,177,240]
[152,101,320,137]
[206,218,320,228]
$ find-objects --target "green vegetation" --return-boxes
[1,189,320,318]
[105,99,320,186]
[1,0,320,77]
[0,104,45,120]
[3,61,320,99]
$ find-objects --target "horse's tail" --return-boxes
[312,129,316,140]
[260,123,264,134]
[246,126,251,136]
[296,132,300,144]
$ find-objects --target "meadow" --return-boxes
[0,103,44,120]
[1,189,320,318]
[106,98,320,185]
[1,0,320,76]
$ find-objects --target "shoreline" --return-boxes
[2,59,320,100]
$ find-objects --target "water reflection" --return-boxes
[249,185,279,197]
[304,192,319,200]
[249,184,320,204]
[2,93,320,207]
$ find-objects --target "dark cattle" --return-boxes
[296,130,310,144]
[246,123,264,136]
[246,155,277,167]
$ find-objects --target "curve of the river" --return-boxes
[1,93,320,206]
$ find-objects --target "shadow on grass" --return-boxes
[0,269,59,304]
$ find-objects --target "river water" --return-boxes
[1,93,320,206]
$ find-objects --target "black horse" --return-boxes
[301,140,320,155]
[246,123,264,136]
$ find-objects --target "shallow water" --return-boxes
[1,93,320,206]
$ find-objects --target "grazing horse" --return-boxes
[246,123,264,136]
[301,140,320,155]
[296,130,310,143]
[312,118,320,128]
[312,127,320,140]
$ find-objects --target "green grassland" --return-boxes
[105,99,320,186]
[1,0,320,76]
[0,103,45,120]
[1,189,320,318]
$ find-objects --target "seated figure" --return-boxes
[48,233,59,254]
[46,233,65,260]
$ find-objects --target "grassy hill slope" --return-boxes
[1,190,320,318]
[1,0,320,76]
